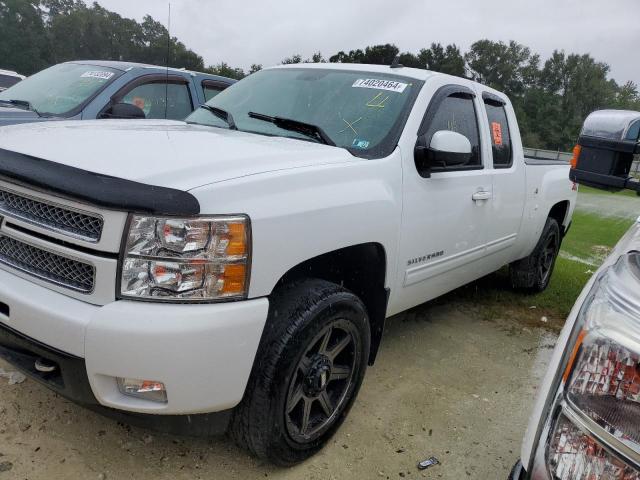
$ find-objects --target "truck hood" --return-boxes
[0,120,358,191]
[0,105,53,127]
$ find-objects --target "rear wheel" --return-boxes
[510,217,561,292]
[229,279,370,465]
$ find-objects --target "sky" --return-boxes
[95,0,640,86]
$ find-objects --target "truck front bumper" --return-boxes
[0,267,269,418]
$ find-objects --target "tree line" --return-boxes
[0,0,205,75]
[1,0,639,150]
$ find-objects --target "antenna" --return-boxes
[390,55,403,69]
[164,2,171,120]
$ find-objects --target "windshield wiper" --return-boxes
[0,99,41,117]
[248,112,336,146]
[200,104,237,130]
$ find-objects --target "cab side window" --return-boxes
[484,99,512,168]
[424,93,481,169]
[202,81,229,102]
[121,81,193,120]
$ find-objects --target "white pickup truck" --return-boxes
[0,63,576,465]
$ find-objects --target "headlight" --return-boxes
[566,331,640,452]
[534,252,640,479]
[120,215,250,301]
[548,413,640,479]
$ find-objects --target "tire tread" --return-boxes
[229,279,368,465]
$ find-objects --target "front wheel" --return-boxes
[510,217,561,293]
[229,279,370,465]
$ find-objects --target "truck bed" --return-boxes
[524,156,570,166]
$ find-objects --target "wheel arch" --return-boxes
[270,242,388,365]
[548,200,571,236]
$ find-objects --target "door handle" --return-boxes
[472,190,492,202]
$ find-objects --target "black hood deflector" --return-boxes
[0,148,200,215]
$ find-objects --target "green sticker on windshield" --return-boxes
[352,139,370,149]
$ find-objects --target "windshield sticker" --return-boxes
[491,121,503,146]
[352,138,370,149]
[81,71,115,80]
[366,92,390,108]
[353,78,408,93]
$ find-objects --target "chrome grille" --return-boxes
[0,188,103,242]
[0,234,95,293]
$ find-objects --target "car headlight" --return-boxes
[120,215,250,301]
[537,252,640,479]
[548,413,639,479]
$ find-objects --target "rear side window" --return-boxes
[424,94,481,168]
[484,100,512,168]
[203,81,228,102]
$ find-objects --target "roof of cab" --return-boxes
[270,62,442,81]
[64,60,235,83]
[269,62,511,104]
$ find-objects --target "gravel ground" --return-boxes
[0,302,555,480]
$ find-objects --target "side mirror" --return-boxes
[570,110,640,192]
[100,102,146,120]
[414,130,472,178]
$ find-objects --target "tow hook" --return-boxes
[34,358,57,373]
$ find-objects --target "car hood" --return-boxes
[0,120,358,191]
[0,105,51,127]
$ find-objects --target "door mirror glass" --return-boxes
[429,130,472,165]
[101,102,146,119]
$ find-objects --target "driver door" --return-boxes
[395,84,492,311]
[97,75,194,121]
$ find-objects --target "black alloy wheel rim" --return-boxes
[539,231,559,285]
[285,318,359,444]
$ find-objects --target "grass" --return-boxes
[434,203,635,330]
[578,185,639,199]
[561,211,633,264]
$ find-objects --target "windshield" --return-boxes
[186,68,422,158]
[0,63,121,116]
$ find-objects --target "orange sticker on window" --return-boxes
[491,122,503,146]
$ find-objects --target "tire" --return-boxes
[229,279,371,466]
[510,217,561,293]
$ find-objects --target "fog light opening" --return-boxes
[117,377,168,404]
